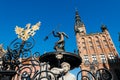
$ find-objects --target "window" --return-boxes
[84,55,90,66]
[105,45,108,48]
[89,41,92,44]
[97,45,101,48]
[84,55,89,61]
[108,53,115,63]
[96,40,99,42]
[108,53,114,59]
[111,44,113,46]
[103,40,107,42]
[92,54,98,66]
[100,54,106,63]
[82,42,85,46]
[83,46,86,49]
[90,46,93,49]
[92,54,97,61]
[82,42,85,44]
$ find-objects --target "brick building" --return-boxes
[74,10,120,80]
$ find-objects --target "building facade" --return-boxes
[74,11,120,80]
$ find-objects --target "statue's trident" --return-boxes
[43,24,60,41]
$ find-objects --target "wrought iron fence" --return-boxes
[0,37,112,80]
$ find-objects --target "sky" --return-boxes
[0,0,120,77]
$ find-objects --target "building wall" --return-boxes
[74,11,120,80]
[13,58,40,80]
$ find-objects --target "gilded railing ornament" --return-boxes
[15,22,41,41]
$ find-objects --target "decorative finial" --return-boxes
[0,44,6,57]
[15,22,41,41]
[75,7,78,12]
[101,24,108,32]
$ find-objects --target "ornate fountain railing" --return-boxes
[0,37,112,80]
[0,21,113,80]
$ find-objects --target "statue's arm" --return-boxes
[52,31,58,37]
[63,32,69,39]
[51,67,64,74]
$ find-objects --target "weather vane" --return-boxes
[15,22,41,41]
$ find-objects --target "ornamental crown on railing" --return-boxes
[15,22,41,41]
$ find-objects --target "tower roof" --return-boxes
[75,10,83,26]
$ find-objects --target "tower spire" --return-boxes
[74,10,86,35]
[75,10,82,26]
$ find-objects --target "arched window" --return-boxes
[95,36,100,45]
[81,38,86,49]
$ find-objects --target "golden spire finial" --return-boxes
[15,21,41,41]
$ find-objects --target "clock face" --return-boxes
[78,27,84,32]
